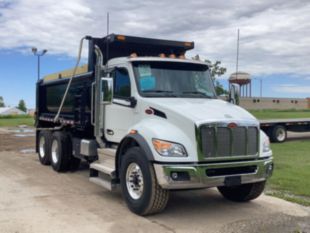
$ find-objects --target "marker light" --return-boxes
[130,53,138,58]
[116,35,126,41]
[169,54,176,58]
[263,137,271,153]
[159,53,166,58]
[129,129,137,134]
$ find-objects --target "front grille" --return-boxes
[200,125,259,159]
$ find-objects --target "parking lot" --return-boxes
[0,127,309,233]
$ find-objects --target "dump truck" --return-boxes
[35,34,273,215]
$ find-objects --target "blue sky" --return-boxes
[0,0,310,108]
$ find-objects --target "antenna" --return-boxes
[106,12,110,68]
[236,29,240,80]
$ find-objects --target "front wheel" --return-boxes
[120,147,169,216]
[218,181,266,202]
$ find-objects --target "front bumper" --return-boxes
[153,157,273,189]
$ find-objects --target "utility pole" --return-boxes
[32,48,47,81]
[236,29,240,80]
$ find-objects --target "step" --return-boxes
[90,161,115,178]
[89,177,117,191]
[98,148,116,158]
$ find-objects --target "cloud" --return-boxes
[275,84,310,94]
[1,0,310,79]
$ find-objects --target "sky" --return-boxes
[0,0,310,108]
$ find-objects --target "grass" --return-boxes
[0,115,34,127]
[266,140,310,206]
[250,109,310,119]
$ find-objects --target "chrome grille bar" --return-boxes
[200,125,259,159]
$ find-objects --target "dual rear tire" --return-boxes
[38,130,80,172]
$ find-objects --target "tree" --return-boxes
[0,96,4,107]
[205,59,228,96]
[17,99,27,112]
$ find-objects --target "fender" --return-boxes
[115,133,154,177]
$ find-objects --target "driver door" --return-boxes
[104,67,135,143]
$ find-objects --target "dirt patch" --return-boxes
[0,128,35,151]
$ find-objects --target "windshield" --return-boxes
[133,61,216,98]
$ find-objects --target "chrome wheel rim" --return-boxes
[276,128,285,141]
[126,163,144,200]
[39,136,45,158]
[51,140,59,164]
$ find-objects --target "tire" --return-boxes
[218,181,266,202]
[270,125,287,143]
[38,131,52,165]
[120,147,169,216]
[50,131,71,172]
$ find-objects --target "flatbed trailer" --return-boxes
[260,118,310,142]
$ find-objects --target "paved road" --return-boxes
[0,128,309,233]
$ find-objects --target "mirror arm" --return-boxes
[127,96,137,108]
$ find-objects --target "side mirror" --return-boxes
[101,77,113,104]
[229,84,240,105]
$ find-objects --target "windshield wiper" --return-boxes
[142,89,178,97]
[181,91,213,98]
[142,89,173,93]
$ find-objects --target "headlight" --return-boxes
[263,137,271,153]
[152,139,187,157]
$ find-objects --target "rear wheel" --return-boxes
[218,181,266,202]
[120,147,169,216]
[38,131,52,165]
[51,131,71,172]
[270,125,287,143]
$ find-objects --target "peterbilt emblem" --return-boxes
[227,122,238,128]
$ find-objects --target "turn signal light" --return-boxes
[153,139,172,151]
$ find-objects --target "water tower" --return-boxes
[229,72,252,97]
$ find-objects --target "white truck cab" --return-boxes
[36,34,273,216]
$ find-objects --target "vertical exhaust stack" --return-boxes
[93,45,105,146]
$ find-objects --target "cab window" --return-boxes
[113,68,131,99]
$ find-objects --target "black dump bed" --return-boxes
[36,34,194,131]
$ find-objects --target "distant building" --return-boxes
[0,107,26,116]
[27,109,35,116]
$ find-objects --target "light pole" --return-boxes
[32,47,47,81]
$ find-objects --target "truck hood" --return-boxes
[143,98,258,125]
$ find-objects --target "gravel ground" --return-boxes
[0,127,309,233]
